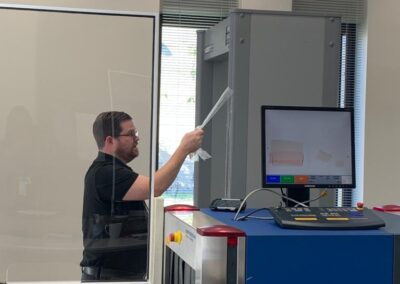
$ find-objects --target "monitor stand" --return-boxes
[286,188,310,207]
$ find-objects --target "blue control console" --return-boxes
[202,208,400,284]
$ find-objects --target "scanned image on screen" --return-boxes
[270,139,304,166]
[265,110,353,177]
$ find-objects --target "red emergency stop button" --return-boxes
[166,230,183,245]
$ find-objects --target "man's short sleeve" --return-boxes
[96,165,139,201]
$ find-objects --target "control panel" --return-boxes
[270,205,386,230]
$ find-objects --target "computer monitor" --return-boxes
[261,106,355,205]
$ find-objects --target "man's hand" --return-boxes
[124,128,204,200]
[178,128,204,155]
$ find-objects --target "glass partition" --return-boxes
[0,5,157,282]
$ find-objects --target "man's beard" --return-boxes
[115,146,138,163]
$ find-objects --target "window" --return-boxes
[159,27,199,205]
[160,0,238,205]
[338,23,358,206]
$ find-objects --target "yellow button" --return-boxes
[326,217,349,221]
[173,231,183,244]
[294,217,318,221]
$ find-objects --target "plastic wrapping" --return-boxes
[191,87,233,161]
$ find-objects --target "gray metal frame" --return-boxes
[195,9,341,208]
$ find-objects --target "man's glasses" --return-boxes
[118,129,139,138]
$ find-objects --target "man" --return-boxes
[81,111,203,281]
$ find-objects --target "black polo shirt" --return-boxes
[81,152,147,276]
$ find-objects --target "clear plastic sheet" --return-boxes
[191,87,233,161]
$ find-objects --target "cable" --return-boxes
[246,215,275,220]
[236,208,274,221]
[233,188,263,221]
[293,190,328,207]
[233,188,309,221]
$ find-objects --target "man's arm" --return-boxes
[123,128,204,200]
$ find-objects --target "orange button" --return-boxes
[295,176,309,184]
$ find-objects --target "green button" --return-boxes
[281,176,294,183]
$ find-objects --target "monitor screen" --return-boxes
[261,106,355,189]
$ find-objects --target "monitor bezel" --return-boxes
[261,105,356,189]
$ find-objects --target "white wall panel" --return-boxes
[364,0,400,206]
